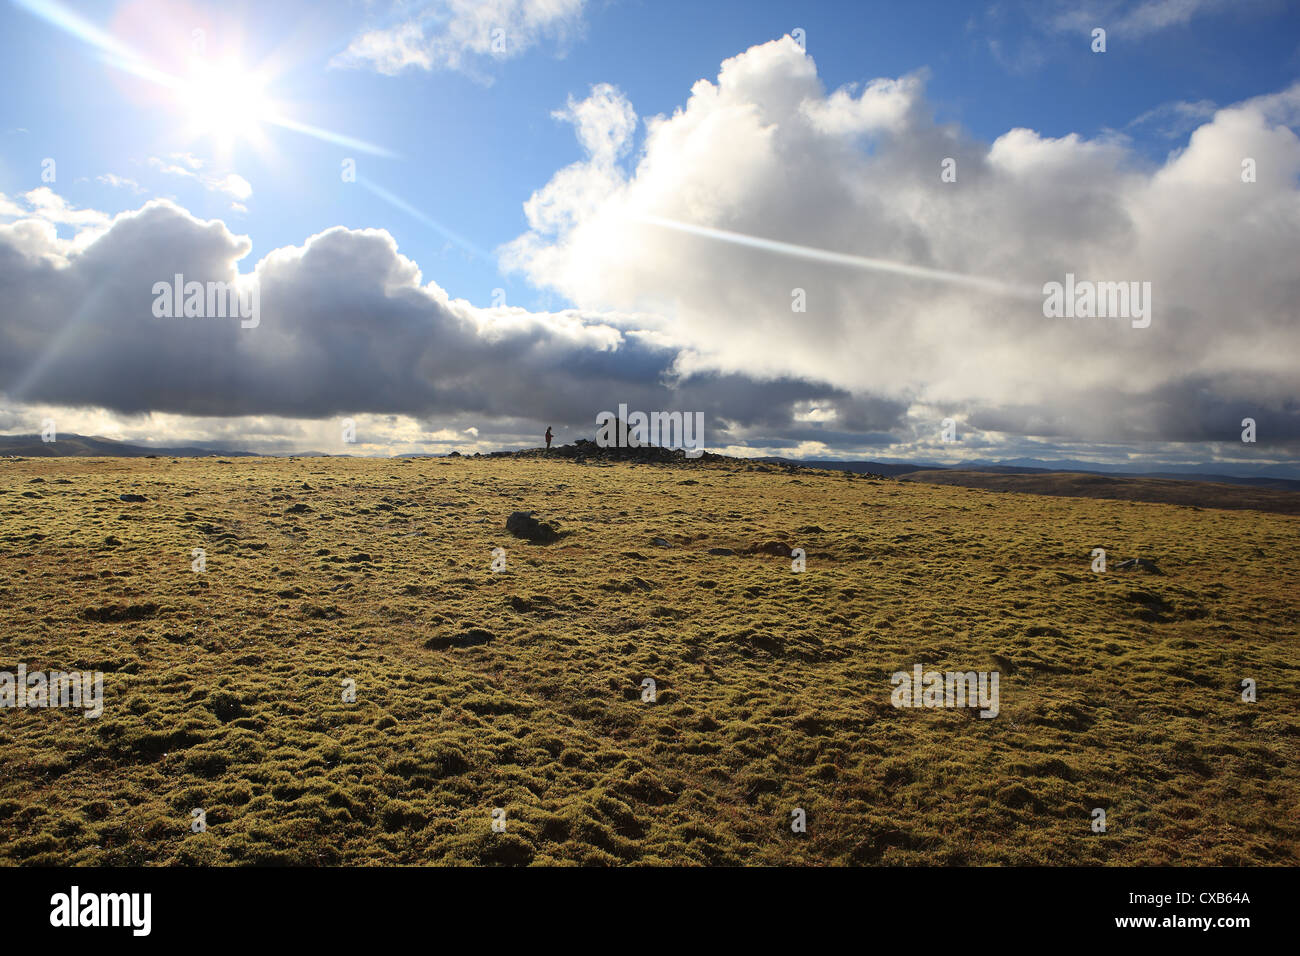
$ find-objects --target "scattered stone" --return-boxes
[1116,557,1162,573]
[82,603,159,623]
[208,691,247,722]
[749,540,793,557]
[301,603,344,619]
[650,537,671,547]
[505,511,564,543]
[426,628,495,650]
[285,503,313,514]
[707,547,736,556]
[118,493,148,503]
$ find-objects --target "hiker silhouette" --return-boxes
[545,427,553,450]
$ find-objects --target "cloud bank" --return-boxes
[2,37,1298,464]
[503,38,1300,452]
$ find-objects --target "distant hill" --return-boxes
[758,458,945,478]
[759,456,1300,489]
[0,433,256,458]
[899,469,1300,515]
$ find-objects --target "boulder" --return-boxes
[1116,557,1161,573]
[505,511,563,543]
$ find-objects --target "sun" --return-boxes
[176,58,270,148]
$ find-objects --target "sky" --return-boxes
[1,0,1298,471]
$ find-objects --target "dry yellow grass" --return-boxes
[1,455,1296,865]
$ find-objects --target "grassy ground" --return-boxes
[1,455,1296,865]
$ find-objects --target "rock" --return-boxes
[505,511,563,543]
[426,628,495,650]
[301,603,344,620]
[285,503,313,514]
[209,691,247,722]
[1116,557,1161,573]
[707,547,736,556]
[82,602,159,622]
[650,537,671,547]
[119,493,148,503]
[750,541,793,557]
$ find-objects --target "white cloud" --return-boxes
[332,0,587,77]
[1047,0,1273,38]
[96,173,145,193]
[502,37,1300,448]
[147,156,252,202]
[19,187,111,229]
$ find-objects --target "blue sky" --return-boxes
[5,0,1297,306]
[1,0,1299,469]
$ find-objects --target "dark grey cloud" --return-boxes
[0,199,888,446]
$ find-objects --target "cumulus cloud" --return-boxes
[0,197,873,452]
[501,37,1300,456]
[332,0,587,77]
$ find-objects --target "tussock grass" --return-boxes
[0,455,1296,865]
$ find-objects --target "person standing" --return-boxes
[545,426,553,450]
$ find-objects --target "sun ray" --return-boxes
[13,0,396,158]
[359,177,489,260]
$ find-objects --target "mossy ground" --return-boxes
[1,456,1296,865]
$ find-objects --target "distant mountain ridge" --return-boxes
[758,457,1300,489]
[0,433,257,458]
[4,433,1296,490]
